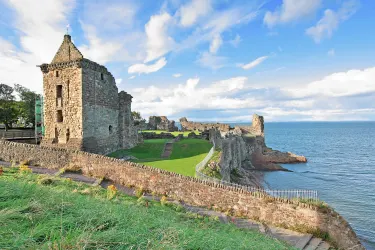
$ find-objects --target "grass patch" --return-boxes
[108,139,169,159]
[108,139,212,177]
[141,130,200,137]
[201,150,222,179]
[0,168,293,249]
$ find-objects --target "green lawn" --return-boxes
[0,168,292,249]
[140,130,200,137]
[109,139,212,177]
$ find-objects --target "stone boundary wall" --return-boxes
[0,140,363,249]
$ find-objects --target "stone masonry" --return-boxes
[39,34,138,154]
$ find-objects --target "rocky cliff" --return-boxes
[209,114,307,184]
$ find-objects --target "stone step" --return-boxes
[303,237,322,250]
[294,234,314,249]
[316,241,330,250]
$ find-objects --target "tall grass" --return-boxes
[0,168,292,249]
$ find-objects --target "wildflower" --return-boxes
[107,184,117,200]
[19,165,32,174]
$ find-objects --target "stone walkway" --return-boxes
[0,161,331,250]
[160,137,181,158]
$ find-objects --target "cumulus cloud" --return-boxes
[128,57,167,75]
[284,67,375,98]
[240,56,268,70]
[306,0,359,43]
[264,0,321,28]
[130,76,266,117]
[173,73,182,78]
[0,0,76,93]
[144,12,175,62]
[179,0,212,27]
[128,76,136,80]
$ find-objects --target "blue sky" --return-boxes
[0,0,374,122]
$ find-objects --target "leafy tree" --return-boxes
[0,84,19,131]
[14,84,40,127]
[132,111,146,126]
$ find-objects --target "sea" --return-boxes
[177,121,375,249]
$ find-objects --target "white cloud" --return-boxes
[284,67,375,98]
[131,76,266,117]
[197,52,227,70]
[264,0,321,28]
[173,73,182,78]
[230,34,241,47]
[328,49,335,56]
[79,23,123,64]
[179,0,212,27]
[116,78,123,84]
[0,0,76,93]
[128,57,167,75]
[209,34,222,54]
[128,76,136,80]
[241,56,269,70]
[144,12,175,62]
[306,0,359,43]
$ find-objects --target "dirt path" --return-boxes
[0,161,330,250]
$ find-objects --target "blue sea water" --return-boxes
[176,121,374,248]
[261,122,375,249]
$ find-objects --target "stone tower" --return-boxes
[39,34,138,154]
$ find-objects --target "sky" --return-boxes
[0,0,374,122]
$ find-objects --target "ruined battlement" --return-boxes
[38,35,138,154]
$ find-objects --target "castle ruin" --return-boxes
[38,34,139,154]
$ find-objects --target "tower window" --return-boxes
[56,85,62,98]
[56,71,59,77]
[109,125,113,134]
[57,110,63,123]
[66,128,70,142]
[101,73,104,80]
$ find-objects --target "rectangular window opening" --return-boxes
[56,71,59,77]
[101,73,104,80]
[57,85,62,98]
[57,110,63,123]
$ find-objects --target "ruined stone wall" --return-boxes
[118,91,138,149]
[148,116,178,132]
[0,140,364,249]
[81,63,119,154]
[41,63,83,150]
[179,117,230,132]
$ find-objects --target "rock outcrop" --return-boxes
[208,114,306,184]
[148,116,178,132]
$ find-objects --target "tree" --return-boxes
[14,84,40,127]
[0,84,19,131]
[131,111,146,126]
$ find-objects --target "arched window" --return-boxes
[109,125,113,134]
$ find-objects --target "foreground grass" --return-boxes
[0,168,292,249]
[140,130,200,137]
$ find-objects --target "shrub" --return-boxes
[0,166,3,176]
[107,185,117,200]
[19,165,32,174]
[135,186,144,198]
[20,160,30,166]
[160,196,168,206]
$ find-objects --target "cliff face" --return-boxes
[209,114,306,184]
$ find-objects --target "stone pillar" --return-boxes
[118,91,133,148]
[252,114,264,137]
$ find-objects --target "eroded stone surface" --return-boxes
[39,35,139,154]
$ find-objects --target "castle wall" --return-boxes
[0,140,364,250]
[41,65,83,150]
[118,92,138,149]
[81,65,119,154]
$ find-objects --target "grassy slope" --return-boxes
[141,130,200,137]
[0,168,292,249]
[109,139,212,177]
[146,139,212,177]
